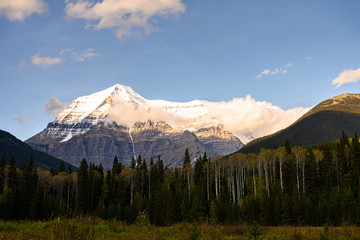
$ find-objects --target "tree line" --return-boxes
[1,131,360,226]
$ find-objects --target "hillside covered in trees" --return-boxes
[240,93,360,153]
[1,132,360,226]
[0,129,75,170]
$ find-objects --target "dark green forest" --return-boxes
[1,132,360,226]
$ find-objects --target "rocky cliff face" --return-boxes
[26,84,244,169]
[27,121,242,169]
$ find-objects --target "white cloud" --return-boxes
[31,54,63,68]
[332,68,360,88]
[14,109,35,126]
[72,48,98,62]
[306,56,312,61]
[65,0,186,39]
[200,96,310,143]
[0,0,46,21]
[45,97,68,115]
[256,63,292,79]
[107,94,310,144]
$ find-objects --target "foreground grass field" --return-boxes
[1,219,360,240]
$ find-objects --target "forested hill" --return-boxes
[1,132,360,226]
[240,93,360,153]
[0,129,74,170]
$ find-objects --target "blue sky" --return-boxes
[1,0,360,141]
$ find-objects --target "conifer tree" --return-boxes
[131,157,136,169]
[67,164,72,174]
[183,149,191,168]
[77,158,89,215]
[112,155,119,175]
[285,138,292,155]
[59,160,65,173]
[351,133,360,193]
[0,155,5,193]
[8,157,17,191]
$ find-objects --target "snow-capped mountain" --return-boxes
[49,84,212,143]
[26,84,244,168]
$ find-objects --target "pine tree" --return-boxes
[8,157,17,191]
[59,160,65,173]
[285,138,292,155]
[351,133,360,193]
[157,156,164,184]
[67,164,72,174]
[131,157,136,169]
[77,158,89,215]
[0,155,5,193]
[28,154,34,171]
[183,149,191,168]
[112,155,119,175]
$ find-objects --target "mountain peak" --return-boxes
[307,93,360,116]
[331,92,359,98]
[55,84,146,123]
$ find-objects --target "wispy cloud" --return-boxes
[31,54,63,68]
[59,48,74,55]
[255,63,292,79]
[14,109,36,126]
[332,67,360,88]
[31,48,98,69]
[0,0,46,21]
[72,48,98,62]
[59,36,70,40]
[306,56,312,61]
[45,97,68,115]
[65,0,186,39]
[18,59,26,69]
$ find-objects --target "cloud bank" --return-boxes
[45,97,68,116]
[108,96,189,129]
[107,95,310,143]
[332,68,360,88]
[256,63,292,79]
[0,0,46,21]
[31,54,63,68]
[200,96,310,142]
[65,0,186,39]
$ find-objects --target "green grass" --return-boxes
[1,219,360,240]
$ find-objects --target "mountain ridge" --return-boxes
[239,93,360,153]
[0,129,75,170]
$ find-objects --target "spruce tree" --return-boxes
[0,155,5,193]
[59,160,65,173]
[77,158,89,215]
[112,155,119,175]
[183,149,191,168]
[131,157,136,169]
[67,164,72,174]
[8,157,17,191]
[28,154,34,171]
[285,138,292,155]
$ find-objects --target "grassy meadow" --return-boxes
[0,219,360,240]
